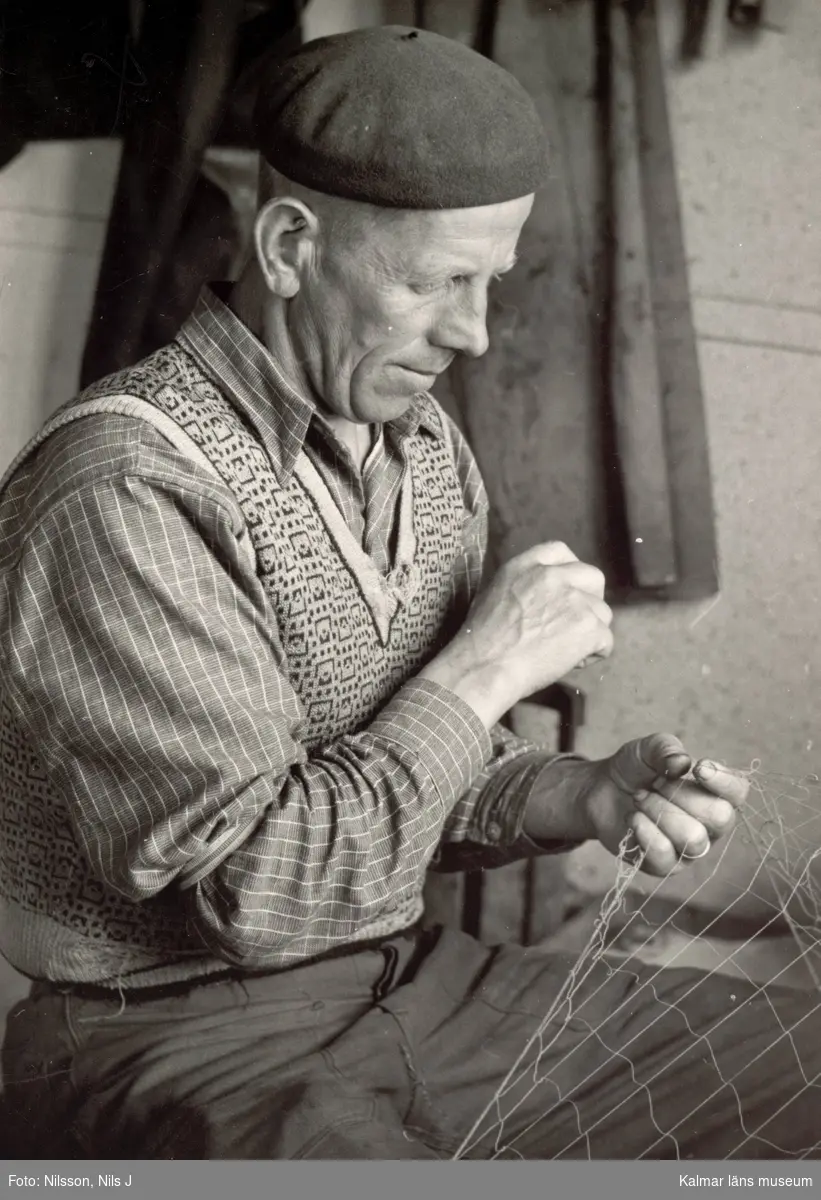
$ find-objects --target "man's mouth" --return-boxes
[395,360,452,381]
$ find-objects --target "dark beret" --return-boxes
[253,25,548,209]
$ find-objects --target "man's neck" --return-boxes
[322,415,375,471]
[228,274,374,470]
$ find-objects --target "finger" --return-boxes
[583,616,614,661]
[691,759,750,808]
[518,541,579,568]
[628,810,680,877]
[567,600,615,670]
[632,791,712,857]
[556,561,606,599]
[587,596,613,628]
[645,777,738,840]
[575,644,614,669]
[642,732,693,781]
[608,732,692,796]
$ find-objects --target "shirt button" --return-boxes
[487,820,502,843]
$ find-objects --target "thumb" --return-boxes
[607,733,692,794]
[514,540,580,569]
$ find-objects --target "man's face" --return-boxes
[288,194,534,424]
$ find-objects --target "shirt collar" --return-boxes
[176,285,443,483]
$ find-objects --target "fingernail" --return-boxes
[633,789,650,807]
[663,753,691,779]
[697,760,716,779]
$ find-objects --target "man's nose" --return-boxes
[433,286,490,360]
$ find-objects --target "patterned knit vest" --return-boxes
[0,342,474,984]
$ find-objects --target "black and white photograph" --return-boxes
[0,0,819,1190]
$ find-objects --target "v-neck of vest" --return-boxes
[293,453,420,645]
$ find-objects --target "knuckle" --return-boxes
[684,826,710,855]
[647,731,685,767]
[579,594,597,619]
[581,605,604,637]
[645,826,675,861]
[718,777,749,807]
[648,730,677,752]
[543,540,580,567]
[589,565,606,592]
[708,799,735,829]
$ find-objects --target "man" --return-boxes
[0,27,817,1160]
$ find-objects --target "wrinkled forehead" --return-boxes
[329,193,535,276]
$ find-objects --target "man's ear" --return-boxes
[254,197,318,298]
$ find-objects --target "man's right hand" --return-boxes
[420,541,614,729]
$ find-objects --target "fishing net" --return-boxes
[452,764,821,1160]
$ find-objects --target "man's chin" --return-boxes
[355,390,420,423]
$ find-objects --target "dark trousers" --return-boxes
[3,926,820,1160]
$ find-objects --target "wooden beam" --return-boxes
[608,1,678,589]
[626,0,720,600]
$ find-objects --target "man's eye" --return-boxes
[413,276,466,295]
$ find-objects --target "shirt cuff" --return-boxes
[368,678,493,809]
[475,751,589,858]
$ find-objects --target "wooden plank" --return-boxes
[627,0,720,600]
[425,0,603,944]
[423,0,716,599]
[434,0,610,576]
[608,2,678,589]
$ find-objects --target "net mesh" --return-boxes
[452,764,821,1161]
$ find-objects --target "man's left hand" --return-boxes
[581,733,749,876]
